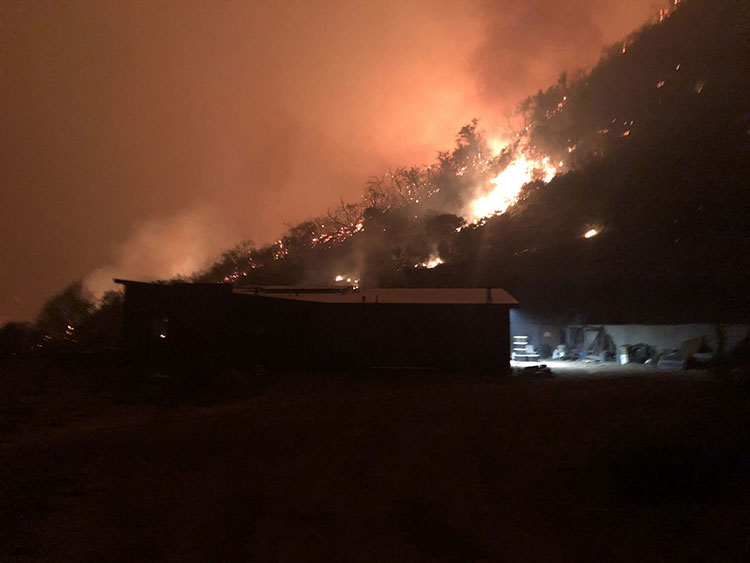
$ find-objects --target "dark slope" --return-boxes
[414,0,750,322]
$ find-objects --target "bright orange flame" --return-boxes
[415,256,444,269]
[584,228,599,238]
[334,274,360,288]
[468,153,556,221]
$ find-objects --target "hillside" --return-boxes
[22,0,747,344]
[459,0,750,322]
[192,0,747,324]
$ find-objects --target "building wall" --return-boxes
[119,285,514,371]
[603,324,749,353]
[510,308,749,356]
[307,302,511,370]
[121,282,233,364]
[509,309,565,353]
[232,294,513,371]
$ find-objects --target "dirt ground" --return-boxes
[2,358,749,562]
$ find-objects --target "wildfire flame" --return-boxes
[584,228,600,239]
[415,257,444,269]
[334,274,359,288]
[468,151,557,222]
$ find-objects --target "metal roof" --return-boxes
[113,279,230,288]
[240,287,518,305]
[114,280,518,305]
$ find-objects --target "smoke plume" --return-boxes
[1,0,664,320]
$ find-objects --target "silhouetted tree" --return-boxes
[36,281,95,344]
[325,198,364,230]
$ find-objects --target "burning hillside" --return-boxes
[193,0,747,321]
[465,140,558,223]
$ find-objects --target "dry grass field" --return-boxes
[2,359,749,562]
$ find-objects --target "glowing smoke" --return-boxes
[85,206,229,297]
[1,0,668,320]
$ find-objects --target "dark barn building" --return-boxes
[115,280,518,371]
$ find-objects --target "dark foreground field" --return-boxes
[2,360,749,562]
